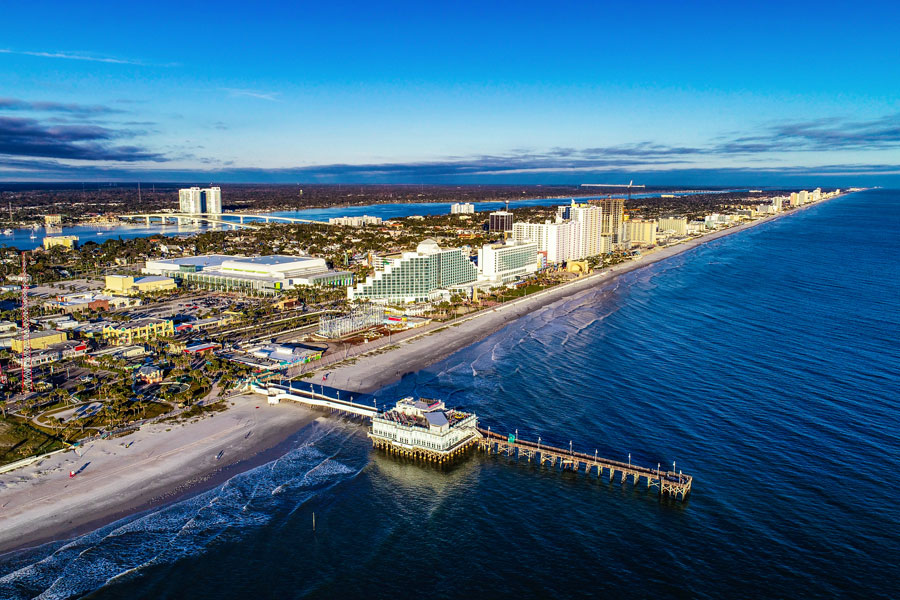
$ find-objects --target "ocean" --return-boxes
[1,189,897,599]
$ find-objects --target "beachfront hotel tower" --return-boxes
[348,239,478,303]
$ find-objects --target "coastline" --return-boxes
[0,195,839,558]
[319,198,840,394]
[0,395,317,556]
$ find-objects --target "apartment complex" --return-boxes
[178,186,222,215]
[658,217,688,236]
[624,219,658,246]
[450,203,475,215]
[597,197,625,245]
[328,215,383,227]
[348,239,477,303]
[513,220,576,264]
[488,210,514,232]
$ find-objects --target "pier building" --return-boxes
[369,397,479,462]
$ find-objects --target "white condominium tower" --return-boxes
[513,220,577,264]
[178,186,222,215]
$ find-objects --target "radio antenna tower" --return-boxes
[20,252,32,393]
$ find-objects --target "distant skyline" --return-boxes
[2,1,899,185]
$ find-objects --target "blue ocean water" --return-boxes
[1,189,897,599]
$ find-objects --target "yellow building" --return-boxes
[43,235,79,250]
[102,318,174,345]
[105,275,177,295]
[44,214,63,226]
[625,219,658,246]
[11,330,67,352]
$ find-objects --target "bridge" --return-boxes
[252,380,378,418]
[119,212,329,229]
[476,427,692,501]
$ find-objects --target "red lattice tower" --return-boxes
[20,252,32,393]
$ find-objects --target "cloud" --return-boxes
[0,97,124,115]
[718,113,900,153]
[221,88,281,102]
[0,48,151,65]
[0,116,164,162]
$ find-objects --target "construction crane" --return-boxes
[20,252,32,393]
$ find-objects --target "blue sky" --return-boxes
[1,1,899,184]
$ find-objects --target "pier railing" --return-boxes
[476,427,692,501]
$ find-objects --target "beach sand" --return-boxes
[0,199,834,556]
[0,394,315,554]
[321,205,822,394]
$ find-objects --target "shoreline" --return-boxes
[0,195,840,558]
[318,197,842,394]
[0,395,317,556]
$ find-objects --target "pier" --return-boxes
[251,381,692,501]
[477,427,691,500]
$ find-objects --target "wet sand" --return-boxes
[0,395,315,555]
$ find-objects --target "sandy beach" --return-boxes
[320,202,831,394]
[0,395,315,554]
[0,198,835,557]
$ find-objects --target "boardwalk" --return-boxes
[477,427,692,501]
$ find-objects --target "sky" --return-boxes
[1,0,899,185]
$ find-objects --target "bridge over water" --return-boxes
[119,212,330,229]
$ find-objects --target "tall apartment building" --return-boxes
[657,217,688,236]
[348,239,478,303]
[488,210,514,232]
[798,190,809,205]
[513,220,575,264]
[203,187,222,215]
[178,186,222,215]
[568,203,603,258]
[597,197,625,246]
[450,203,475,215]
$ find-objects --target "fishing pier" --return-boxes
[252,381,692,501]
[477,427,692,501]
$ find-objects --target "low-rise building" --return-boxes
[450,203,475,215]
[369,397,479,459]
[11,340,87,366]
[137,365,164,383]
[101,318,174,345]
[327,215,383,227]
[42,235,79,250]
[11,329,67,352]
[44,214,63,226]
[105,275,177,295]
